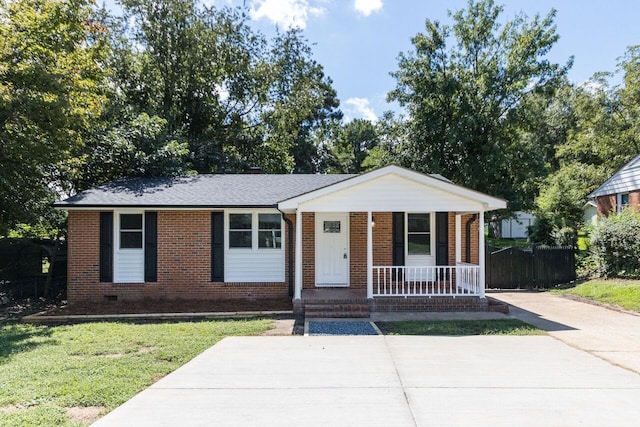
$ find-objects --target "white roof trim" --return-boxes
[278,165,507,211]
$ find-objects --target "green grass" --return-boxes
[0,319,272,427]
[554,279,640,312]
[486,238,530,249]
[375,319,543,336]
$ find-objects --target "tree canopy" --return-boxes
[386,0,571,211]
[0,0,108,234]
[1,0,639,239]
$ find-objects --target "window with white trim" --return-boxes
[229,213,252,248]
[258,213,282,248]
[407,213,431,255]
[228,212,282,249]
[617,193,630,213]
[119,214,143,249]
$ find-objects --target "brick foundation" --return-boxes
[371,296,488,312]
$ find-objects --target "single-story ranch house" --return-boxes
[589,154,640,216]
[55,165,506,317]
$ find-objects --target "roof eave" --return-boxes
[55,204,279,210]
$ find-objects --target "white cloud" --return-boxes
[250,0,325,29]
[344,97,377,122]
[354,0,382,16]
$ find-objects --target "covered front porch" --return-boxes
[277,166,506,313]
[291,210,487,300]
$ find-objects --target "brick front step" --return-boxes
[304,303,370,319]
[486,297,510,314]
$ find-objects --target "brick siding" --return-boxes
[67,210,288,303]
[67,209,483,303]
[349,212,367,289]
[597,194,616,216]
[302,212,315,289]
[460,213,479,265]
[597,191,640,217]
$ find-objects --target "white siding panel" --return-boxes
[114,250,144,283]
[299,174,483,212]
[225,250,284,282]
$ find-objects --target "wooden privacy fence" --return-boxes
[0,238,67,299]
[486,245,576,289]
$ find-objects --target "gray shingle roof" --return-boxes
[55,174,356,208]
[589,155,640,198]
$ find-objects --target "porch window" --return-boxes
[119,214,143,249]
[229,213,252,248]
[258,213,281,249]
[407,213,431,255]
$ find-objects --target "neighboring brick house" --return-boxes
[589,155,640,217]
[55,165,506,316]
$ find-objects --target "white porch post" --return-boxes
[294,210,302,300]
[367,211,373,299]
[455,214,461,264]
[478,210,486,297]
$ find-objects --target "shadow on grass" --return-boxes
[375,319,544,336]
[0,321,54,361]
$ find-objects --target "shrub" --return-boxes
[527,217,555,246]
[552,226,576,247]
[590,209,640,277]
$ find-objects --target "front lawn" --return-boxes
[376,319,543,336]
[0,319,272,427]
[554,279,640,313]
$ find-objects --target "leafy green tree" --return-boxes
[536,46,640,228]
[0,0,108,234]
[117,0,340,174]
[387,0,570,211]
[323,119,379,173]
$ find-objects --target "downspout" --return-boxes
[465,214,478,263]
[277,207,294,298]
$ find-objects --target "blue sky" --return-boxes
[106,0,640,122]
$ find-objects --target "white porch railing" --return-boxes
[372,264,481,297]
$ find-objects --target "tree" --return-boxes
[0,0,108,234]
[387,0,570,211]
[323,119,379,173]
[117,0,341,174]
[536,46,640,228]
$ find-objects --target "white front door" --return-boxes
[315,213,349,286]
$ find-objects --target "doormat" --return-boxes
[308,321,379,336]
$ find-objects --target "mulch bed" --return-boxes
[42,298,293,316]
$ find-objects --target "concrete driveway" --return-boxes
[490,290,640,374]
[93,334,640,426]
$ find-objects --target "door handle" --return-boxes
[343,253,347,259]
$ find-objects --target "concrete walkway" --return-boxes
[93,334,640,426]
[490,290,640,374]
